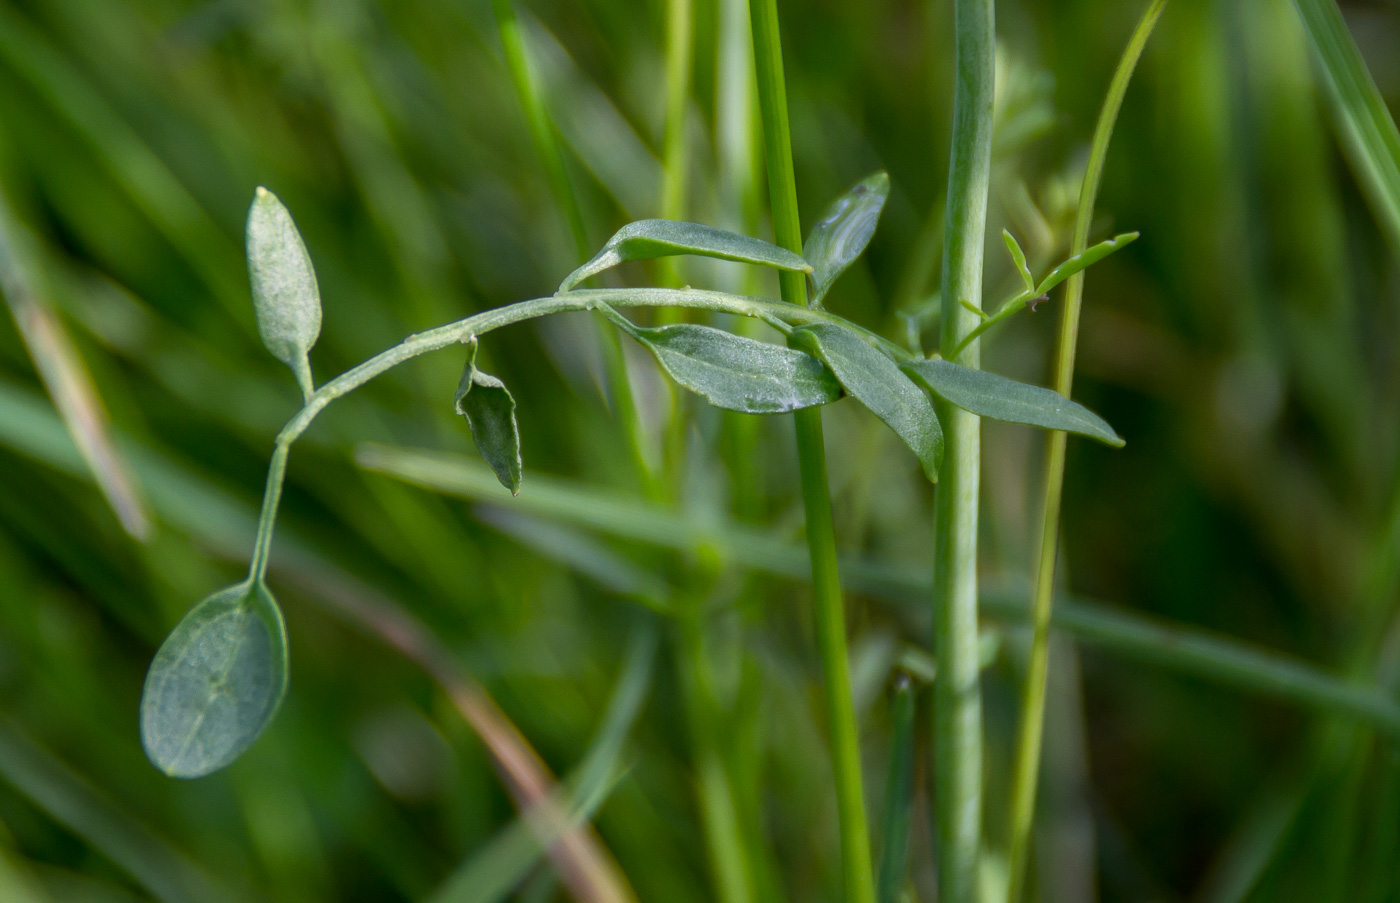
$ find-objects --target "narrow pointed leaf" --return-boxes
[791,323,942,479]
[558,219,811,292]
[140,581,289,778]
[600,306,841,413]
[1002,229,1035,293]
[454,338,522,494]
[246,188,321,398]
[803,172,891,306]
[902,358,1123,446]
[1034,232,1138,296]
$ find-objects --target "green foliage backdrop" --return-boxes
[0,0,1398,900]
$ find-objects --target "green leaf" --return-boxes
[790,323,942,480]
[1002,229,1035,293]
[803,172,891,306]
[246,187,321,399]
[1033,232,1138,296]
[454,338,522,495]
[557,219,811,292]
[902,358,1123,446]
[599,305,841,414]
[139,581,289,779]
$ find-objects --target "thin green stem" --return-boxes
[1004,4,1166,901]
[932,0,994,900]
[749,2,875,902]
[248,442,289,584]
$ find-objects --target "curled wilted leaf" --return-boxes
[803,172,891,307]
[902,358,1123,447]
[140,581,289,778]
[246,187,321,398]
[558,219,811,292]
[599,305,840,414]
[455,338,522,494]
[790,323,942,480]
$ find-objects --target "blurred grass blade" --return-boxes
[875,677,916,903]
[0,719,235,903]
[1290,0,1400,250]
[428,628,655,903]
[0,189,149,540]
[352,443,1400,735]
[790,323,942,479]
[559,219,810,292]
[0,4,240,308]
[902,359,1123,446]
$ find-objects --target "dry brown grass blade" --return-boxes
[0,189,150,541]
[275,560,638,903]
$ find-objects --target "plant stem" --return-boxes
[932,0,994,900]
[1003,4,1166,901]
[748,2,875,902]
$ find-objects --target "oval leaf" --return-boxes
[247,187,322,398]
[902,358,1124,446]
[558,219,811,292]
[790,324,942,480]
[803,172,891,306]
[1034,232,1138,296]
[455,338,522,495]
[600,306,841,414]
[140,581,289,778]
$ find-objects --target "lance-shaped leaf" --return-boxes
[246,188,322,398]
[1034,232,1138,296]
[902,358,1123,447]
[140,581,289,778]
[790,323,942,480]
[803,172,891,306]
[558,219,811,292]
[454,338,522,495]
[1003,229,1035,293]
[599,305,841,414]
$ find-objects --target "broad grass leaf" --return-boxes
[791,323,942,480]
[140,581,289,778]
[1034,232,1138,296]
[558,219,811,291]
[902,359,1123,446]
[455,339,522,494]
[803,172,890,306]
[601,306,841,413]
[246,188,321,398]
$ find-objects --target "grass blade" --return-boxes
[1289,0,1400,251]
[0,188,149,540]
[875,677,916,903]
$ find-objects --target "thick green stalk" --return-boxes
[932,1,994,902]
[1003,4,1166,901]
[748,2,875,902]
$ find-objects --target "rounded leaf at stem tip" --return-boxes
[247,187,322,399]
[140,580,289,778]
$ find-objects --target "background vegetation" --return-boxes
[0,0,1398,900]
